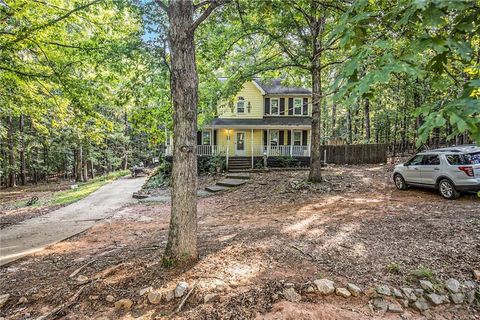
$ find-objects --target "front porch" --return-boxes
[165,144,310,157]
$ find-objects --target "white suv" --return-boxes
[393,145,480,199]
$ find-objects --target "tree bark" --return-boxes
[164,0,200,263]
[7,115,16,187]
[76,145,84,182]
[347,109,353,144]
[331,103,336,138]
[19,114,26,185]
[308,13,324,182]
[364,98,370,143]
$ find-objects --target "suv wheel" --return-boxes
[394,174,408,190]
[438,179,460,199]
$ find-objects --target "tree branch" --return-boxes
[190,0,229,32]
[155,0,169,13]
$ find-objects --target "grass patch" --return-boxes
[51,170,129,205]
[386,262,401,274]
[409,265,435,280]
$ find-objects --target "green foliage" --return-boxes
[410,265,435,280]
[276,156,300,168]
[144,158,172,189]
[386,262,401,274]
[197,154,226,174]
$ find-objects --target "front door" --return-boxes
[235,131,246,156]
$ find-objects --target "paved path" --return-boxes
[0,176,146,266]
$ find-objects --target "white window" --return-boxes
[237,97,245,113]
[270,130,279,146]
[293,131,302,146]
[294,98,303,115]
[270,98,279,115]
[202,131,211,145]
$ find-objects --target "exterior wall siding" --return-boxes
[218,82,264,119]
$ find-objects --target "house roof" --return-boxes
[253,79,311,95]
[217,77,311,95]
[205,116,312,129]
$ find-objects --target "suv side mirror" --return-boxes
[403,163,409,166]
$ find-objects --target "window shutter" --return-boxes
[213,130,217,145]
[287,131,292,145]
[288,98,294,115]
[279,98,285,115]
[197,131,202,145]
[263,130,267,146]
[303,98,308,115]
[302,130,308,146]
[279,131,284,145]
[264,98,270,115]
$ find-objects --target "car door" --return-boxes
[403,155,424,184]
[418,154,440,186]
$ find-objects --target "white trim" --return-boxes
[236,97,246,114]
[270,98,280,115]
[293,98,303,115]
[292,130,302,146]
[204,125,311,129]
[252,80,266,95]
[201,130,212,145]
[234,130,246,156]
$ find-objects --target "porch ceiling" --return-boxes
[206,116,312,129]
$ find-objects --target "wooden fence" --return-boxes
[321,143,387,165]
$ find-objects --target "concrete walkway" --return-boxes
[0,176,146,266]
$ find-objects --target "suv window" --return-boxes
[466,152,480,164]
[423,154,440,165]
[446,154,469,165]
[408,155,424,165]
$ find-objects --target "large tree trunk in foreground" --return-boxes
[309,64,323,182]
[164,0,199,263]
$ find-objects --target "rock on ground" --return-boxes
[114,299,133,310]
[450,293,464,304]
[387,303,403,313]
[376,285,391,296]
[282,288,302,302]
[175,282,189,298]
[335,288,351,298]
[445,278,460,293]
[419,280,434,292]
[392,288,403,298]
[165,290,175,302]
[147,291,162,304]
[204,293,220,303]
[372,297,388,311]
[347,283,361,297]
[0,294,10,309]
[314,279,335,295]
[473,269,480,281]
[106,295,115,302]
[412,299,430,312]
[426,293,446,306]
[139,286,153,296]
[401,288,417,302]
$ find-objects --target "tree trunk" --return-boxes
[308,14,324,182]
[19,114,26,185]
[331,103,336,138]
[90,160,95,179]
[76,145,84,182]
[164,0,199,263]
[7,115,16,187]
[364,98,370,143]
[347,109,353,144]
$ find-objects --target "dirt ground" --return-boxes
[1,164,479,319]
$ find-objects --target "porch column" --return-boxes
[290,129,293,156]
[267,129,270,157]
[226,129,230,170]
[251,128,254,168]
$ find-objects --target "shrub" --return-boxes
[198,154,226,174]
[144,157,171,189]
[276,155,300,168]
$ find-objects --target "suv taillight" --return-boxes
[458,166,474,177]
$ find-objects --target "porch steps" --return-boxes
[205,185,230,193]
[216,178,247,187]
[228,158,251,170]
[226,172,250,180]
[205,173,250,193]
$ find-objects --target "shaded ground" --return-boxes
[1,165,479,319]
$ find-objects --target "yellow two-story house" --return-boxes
[166,78,312,169]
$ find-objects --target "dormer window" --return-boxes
[237,97,245,113]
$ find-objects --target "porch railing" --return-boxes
[165,145,310,157]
